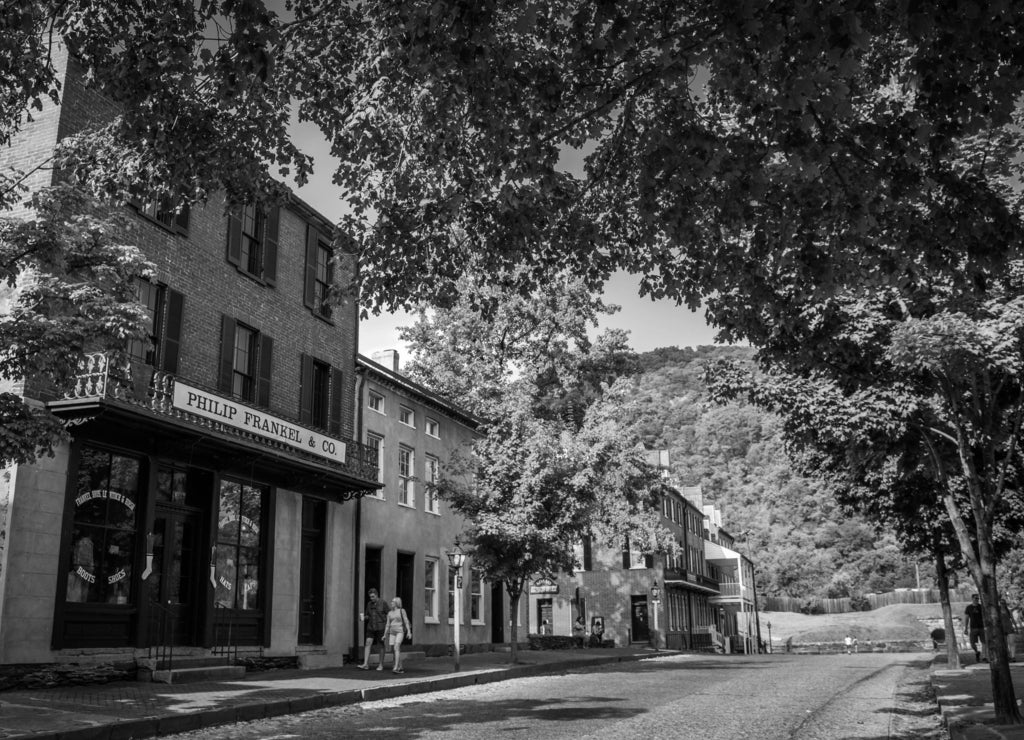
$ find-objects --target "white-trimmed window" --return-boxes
[424,455,440,514]
[366,433,384,492]
[398,445,414,506]
[368,390,385,413]
[399,405,415,427]
[470,567,485,624]
[425,417,440,438]
[424,558,439,622]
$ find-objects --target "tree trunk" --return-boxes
[507,582,523,664]
[933,546,960,670]
[941,490,1021,723]
[981,572,1021,724]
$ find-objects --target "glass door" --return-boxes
[150,506,203,645]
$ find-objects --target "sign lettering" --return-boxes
[173,381,346,465]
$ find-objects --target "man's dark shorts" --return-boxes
[366,628,385,645]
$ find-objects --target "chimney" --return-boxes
[371,349,400,373]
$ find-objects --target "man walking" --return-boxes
[965,593,986,663]
[358,588,389,670]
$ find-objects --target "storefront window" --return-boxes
[215,479,266,610]
[66,447,140,605]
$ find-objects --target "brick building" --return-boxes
[0,50,380,668]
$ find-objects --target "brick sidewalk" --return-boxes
[931,656,1024,740]
[0,647,661,739]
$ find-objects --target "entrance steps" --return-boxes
[141,656,245,684]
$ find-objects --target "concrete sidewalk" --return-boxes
[931,656,1024,740]
[0,647,660,739]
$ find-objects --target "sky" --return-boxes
[286,123,722,360]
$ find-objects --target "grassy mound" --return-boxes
[759,601,967,644]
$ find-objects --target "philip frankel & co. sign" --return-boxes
[172,381,347,465]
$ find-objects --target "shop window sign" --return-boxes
[66,447,139,605]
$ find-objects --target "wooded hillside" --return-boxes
[631,346,919,600]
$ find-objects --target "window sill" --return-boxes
[398,501,415,509]
[424,509,441,517]
[308,307,336,325]
[424,617,440,625]
[233,265,271,288]
[471,619,485,626]
[368,408,386,416]
[426,432,440,440]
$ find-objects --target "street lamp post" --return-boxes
[767,620,772,654]
[447,540,466,672]
[650,581,661,649]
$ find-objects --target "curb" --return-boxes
[18,652,653,740]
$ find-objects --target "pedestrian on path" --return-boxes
[965,593,986,663]
[358,588,389,670]
[574,615,587,648]
[386,597,412,674]
[844,634,853,655]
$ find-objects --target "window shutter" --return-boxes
[218,315,236,393]
[226,208,242,266]
[303,224,318,309]
[298,353,314,424]
[329,366,344,436]
[263,205,279,286]
[622,538,631,570]
[161,289,185,374]
[174,204,190,235]
[257,333,274,407]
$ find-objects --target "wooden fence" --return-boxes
[763,586,977,614]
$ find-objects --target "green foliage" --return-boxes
[624,345,918,600]
[0,184,150,466]
[405,277,670,662]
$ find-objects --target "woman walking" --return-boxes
[385,597,412,673]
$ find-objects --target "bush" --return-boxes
[849,595,872,612]
[930,627,946,642]
[527,634,576,650]
[799,600,825,615]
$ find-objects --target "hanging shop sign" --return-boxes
[530,578,559,595]
[172,381,347,465]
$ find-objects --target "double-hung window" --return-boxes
[368,391,385,414]
[304,224,339,321]
[128,278,165,368]
[133,198,190,236]
[425,417,439,438]
[219,316,273,406]
[399,406,415,427]
[424,558,439,622]
[470,567,485,623]
[424,455,440,514]
[126,279,184,374]
[366,433,384,491]
[299,354,344,434]
[227,203,279,285]
[398,446,414,506]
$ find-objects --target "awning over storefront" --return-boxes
[49,357,381,502]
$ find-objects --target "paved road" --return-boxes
[165,653,947,739]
